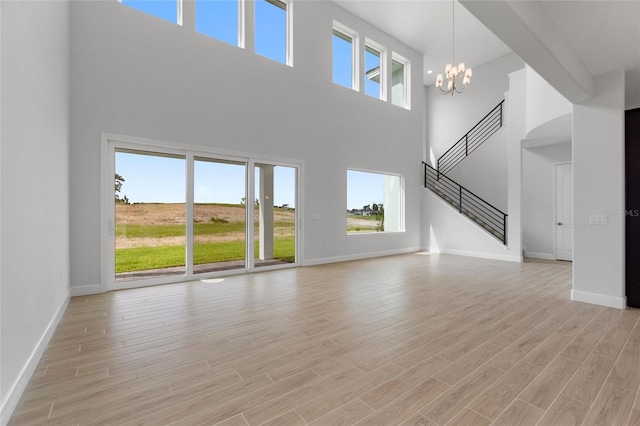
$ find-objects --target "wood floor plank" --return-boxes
[519,355,580,410]
[537,394,589,426]
[296,362,404,423]
[582,383,636,426]
[354,377,449,426]
[446,409,491,426]
[242,366,362,425]
[308,399,373,426]
[562,352,616,405]
[14,254,630,426]
[360,356,450,409]
[607,340,640,391]
[491,399,544,426]
[467,361,542,421]
[433,342,504,386]
[420,364,504,425]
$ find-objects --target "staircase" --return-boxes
[437,100,504,175]
[424,100,508,244]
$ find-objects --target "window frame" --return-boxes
[391,52,411,110]
[364,38,387,101]
[346,168,405,235]
[194,0,245,48]
[118,0,183,25]
[254,0,293,66]
[332,21,359,91]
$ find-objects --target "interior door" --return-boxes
[556,163,573,261]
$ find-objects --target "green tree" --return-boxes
[115,173,129,204]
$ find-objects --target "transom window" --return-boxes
[255,0,290,65]
[365,41,385,100]
[332,23,358,90]
[195,0,242,47]
[120,0,181,24]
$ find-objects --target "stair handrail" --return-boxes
[423,161,508,244]
[436,100,505,176]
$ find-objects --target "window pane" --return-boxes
[392,59,406,107]
[347,170,403,233]
[196,0,238,46]
[193,159,247,273]
[121,0,178,24]
[255,0,287,64]
[333,29,353,89]
[255,164,296,266]
[115,150,186,282]
[365,45,381,98]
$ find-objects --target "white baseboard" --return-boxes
[429,247,522,263]
[524,251,556,260]
[571,289,626,309]
[301,247,422,267]
[1,293,70,425]
[69,283,104,297]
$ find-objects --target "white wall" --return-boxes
[69,1,424,289]
[522,142,572,258]
[525,65,572,136]
[423,53,523,259]
[572,69,625,309]
[0,1,70,421]
[426,54,522,212]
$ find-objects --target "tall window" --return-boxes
[255,0,289,65]
[392,54,410,109]
[346,170,404,234]
[120,0,181,24]
[196,0,241,47]
[365,41,385,100]
[333,23,357,90]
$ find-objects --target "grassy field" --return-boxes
[346,214,382,233]
[115,203,295,273]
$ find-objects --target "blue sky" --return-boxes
[118,0,384,210]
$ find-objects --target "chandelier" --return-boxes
[435,0,472,95]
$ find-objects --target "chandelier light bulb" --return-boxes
[434,0,471,96]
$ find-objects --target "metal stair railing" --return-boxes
[437,100,504,176]
[423,161,508,245]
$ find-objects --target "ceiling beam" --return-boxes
[460,0,594,104]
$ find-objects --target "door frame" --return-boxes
[101,133,303,292]
[554,161,572,261]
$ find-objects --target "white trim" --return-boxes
[301,247,421,267]
[332,21,359,91]
[0,294,70,425]
[70,284,104,297]
[429,247,522,263]
[571,289,626,309]
[364,37,386,101]
[524,251,556,260]
[391,52,410,110]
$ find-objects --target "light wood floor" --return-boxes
[10,253,640,425]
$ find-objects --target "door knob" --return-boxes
[557,222,563,226]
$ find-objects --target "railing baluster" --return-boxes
[436,100,504,176]
[423,161,507,245]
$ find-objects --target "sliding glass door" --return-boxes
[108,141,299,288]
[193,158,247,273]
[115,150,186,282]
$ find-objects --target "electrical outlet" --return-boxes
[589,215,608,225]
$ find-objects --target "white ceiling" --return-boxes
[331,0,640,107]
